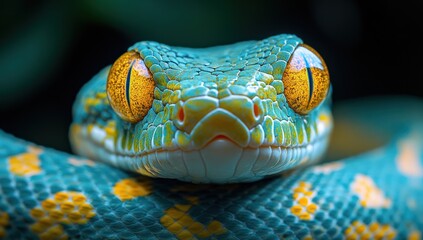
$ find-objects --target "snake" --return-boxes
[0,34,422,239]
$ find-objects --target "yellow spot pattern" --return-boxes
[30,191,95,239]
[0,212,9,238]
[104,121,117,139]
[303,235,313,240]
[350,174,391,208]
[345,221,396,240]
[396,137,423,177]
[86,121,117,142]
[290,182,318,221]
[160,203,226,239]
[409,230,421,240]
[113,178,152,201]
[68,157,96,167]
[83,92,108,112]
[8,147,43,176]
[69,124,84,152]
[312,162,343,174]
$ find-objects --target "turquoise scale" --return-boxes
[0,33,422,239]
[1,111,423,239]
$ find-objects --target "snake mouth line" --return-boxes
[71,123,330,183]
[208,135,234,145]
[212,135,231,141]
[81,134,330,183]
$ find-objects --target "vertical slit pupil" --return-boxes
[300,53,314,106]
[125,60,135,108]
[305,64,314,106]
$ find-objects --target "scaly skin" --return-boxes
[0,35,422,239]
[70,34,332,183]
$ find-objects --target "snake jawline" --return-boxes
[71,125,330,183]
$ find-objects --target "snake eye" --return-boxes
[282,44,330,114]
[107,51,155,123]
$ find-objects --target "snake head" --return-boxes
[71,34,332,183]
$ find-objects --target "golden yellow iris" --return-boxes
[106,51,155,123]
[282,44,330,115]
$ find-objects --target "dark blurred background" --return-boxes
[1,0,422,153]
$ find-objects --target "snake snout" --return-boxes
[173,95,265,149]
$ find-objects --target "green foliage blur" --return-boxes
[1,0,274,108]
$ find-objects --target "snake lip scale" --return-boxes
[73,124,331,183]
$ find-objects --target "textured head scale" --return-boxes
[71,34,332,183]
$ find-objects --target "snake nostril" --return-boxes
[254,103,261,118]
[178,108,185,122]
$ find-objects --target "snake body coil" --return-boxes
[0,34,422,239]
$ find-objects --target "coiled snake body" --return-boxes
[0,34,422,239]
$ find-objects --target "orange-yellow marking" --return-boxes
[161,200,226,239]
[8,146,43,176]
[290,181,318,221]
[68,157,96,167]
[113,178,152,201]
[0,212,9,238]
[31,221,67,240]
[83,92,108,112]
[303,235,313,240]
[345,221,396,240]
[69,124,84,154]
[312,162,343,174]
[104,121,117,139]
[408,230,421,240]
[160,185,228,239]
[350,174,391,208]
[396,137,423,177]
[30,191,95,239]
